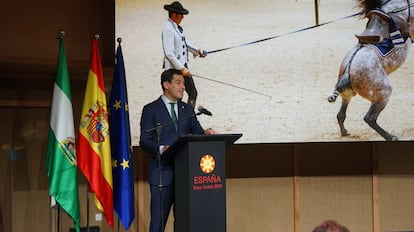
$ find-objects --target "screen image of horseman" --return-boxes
[328,0,414,141]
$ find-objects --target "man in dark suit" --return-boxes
[140,69,216,232]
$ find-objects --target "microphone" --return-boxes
[197,106,213,116]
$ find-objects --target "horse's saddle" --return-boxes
[354,8,410,57]
[355,8,409,46]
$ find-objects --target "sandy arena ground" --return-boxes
[116,0,414,144]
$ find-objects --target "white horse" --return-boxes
[328,0,414,141]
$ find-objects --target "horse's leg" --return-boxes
[337,95,352,136]
[330,66,356,136]
[364,101,398,141]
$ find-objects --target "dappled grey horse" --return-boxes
[328,0,414,141]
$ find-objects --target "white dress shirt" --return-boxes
[159,95,178,154]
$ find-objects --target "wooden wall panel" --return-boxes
[379,176,414,231]
[226,177,294,232]
[12,190,50,232]
[299,176,373,231]
[378,142,414,231]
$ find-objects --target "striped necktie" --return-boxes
[169,102,178,131]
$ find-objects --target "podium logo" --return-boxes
[200,154,215,174]
[193,154,223,191]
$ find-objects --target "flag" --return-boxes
[46,37,81,232]
[109,42,135,229]
[77,37,114,227]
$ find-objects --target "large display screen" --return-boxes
[116,0,414,144]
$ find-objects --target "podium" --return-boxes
[163,134,242,232]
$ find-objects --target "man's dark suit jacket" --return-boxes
[139,96,205,186]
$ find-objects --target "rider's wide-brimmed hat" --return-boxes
[164,1,189,15]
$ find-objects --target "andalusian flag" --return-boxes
[110,42,135,229]
[46,37,81,232]
[77,37,114,227]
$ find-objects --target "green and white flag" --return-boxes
[46,37,80,232]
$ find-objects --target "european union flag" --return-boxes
[109,40,135,230]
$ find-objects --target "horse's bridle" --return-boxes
[387,0,412,23]
[400,0,411,37]
[367,0,412,21]
[374,0,414,37]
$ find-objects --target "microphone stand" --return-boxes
[156,123,164,232]
[145,111,202,232]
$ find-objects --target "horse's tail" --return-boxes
[328,45,362,103]
[327,90,340,103]
[327,72,352,103]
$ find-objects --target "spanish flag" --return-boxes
[77,37,113,227]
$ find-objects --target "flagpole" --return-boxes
[57,204,61,232]
[115,40,122,232]
[115,39,123,232]
[52,29,65,232]
[85,34,100,232]
[51,203,56,232]
[56,31,64,232]
[58,31,65,232]
[87,34,98,232]
[86,186,90,232]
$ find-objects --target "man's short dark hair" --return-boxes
[161,69,182,90]
[312,220,350,232]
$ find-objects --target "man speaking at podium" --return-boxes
[140,69,216,232]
